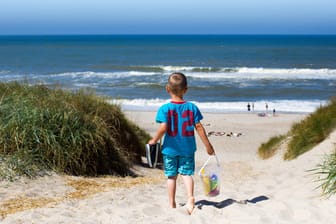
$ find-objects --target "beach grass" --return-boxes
[310,146,336,197]
[258,135,286,159]
[258,97,336,160]
[284,97,336,160]
[0,82,151,181]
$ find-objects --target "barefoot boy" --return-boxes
[148,72,215,214]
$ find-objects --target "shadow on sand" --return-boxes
[195,195,269,209]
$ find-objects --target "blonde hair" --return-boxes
[167,72,187,95]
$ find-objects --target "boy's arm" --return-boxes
[195,122,215,155]
[148,122,167,145]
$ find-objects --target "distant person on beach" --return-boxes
[247,103,251,111]
[148,72,215,214]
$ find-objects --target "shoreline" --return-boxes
[114,100,325,115]
[1,110,335,223]
[122,108,311,115]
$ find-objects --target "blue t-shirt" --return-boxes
[156,101,203,156]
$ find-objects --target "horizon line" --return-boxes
[1,33,336,36]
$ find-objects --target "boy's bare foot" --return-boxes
[170,201,176,209]
[186,196,195,215]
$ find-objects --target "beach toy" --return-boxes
[208,174,220,196]
[200,169,211,194]
[198,155,221,197]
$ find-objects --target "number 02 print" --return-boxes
[167,110,194,137]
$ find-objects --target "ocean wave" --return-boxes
[109,98,327,113]
[124,65,336,77]
[104,65,336,77]
[161,66,224,73]
[48,67,336,81]
[187,67,336,80]
[0,70,11,75]
[50,71,158,78]
[2,66,333,82]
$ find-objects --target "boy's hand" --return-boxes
[206,145,215,155]
[148,139,156,145]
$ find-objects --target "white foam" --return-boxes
[2,67,336,82]
[110,98,169,111]
[37,67,336,81]
[109,98,327,113]
[188,68,336,80]
[0,70,10,75]
[161,66,196,71]
[49,71,158,79]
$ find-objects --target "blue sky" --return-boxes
[0,0,335,35]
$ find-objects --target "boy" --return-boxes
[148,72,215,214]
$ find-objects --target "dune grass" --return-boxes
[0,82,151,181]
[310,146,336,197]
[258,97,336,160]
[258,135,286,159]
[284,97,336,160]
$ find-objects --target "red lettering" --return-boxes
[167,109,194,137]
[167,110,178,136]
[182,110,194,136]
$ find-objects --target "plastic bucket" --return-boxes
[198,155,221,197]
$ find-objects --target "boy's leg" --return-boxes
[181,175,194,199]
[178,155,195,214]
[181,175,195,213]
[167,176,177,208]
[163,154,178,208]
[178,155,195,200]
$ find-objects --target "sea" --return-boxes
[0,35,335,113]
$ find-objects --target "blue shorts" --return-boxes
[163,154,195,177]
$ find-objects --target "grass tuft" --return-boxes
[258,97,336,161]
[0,82,151,180]
[258,135,286,159]
[310,146,336,197]
[285,97,336,160]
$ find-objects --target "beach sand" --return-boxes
[1,111,335,223]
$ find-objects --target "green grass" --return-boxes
[285,97,336,160]
[0,82,151,181]
[258,97,336,160]
[310,146,336,197]
[258,135,286,159]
